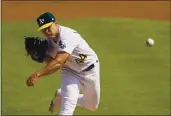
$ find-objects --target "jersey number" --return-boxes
[75,54,87,64]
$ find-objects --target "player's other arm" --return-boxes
[26,52,69,87]
[37,52,69,78]
[42,55,56,74]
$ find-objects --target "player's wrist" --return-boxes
[36,67,50,78]
[34,72,41,78]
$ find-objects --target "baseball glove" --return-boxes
[24,36,48,63]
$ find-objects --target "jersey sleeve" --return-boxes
[58,33,81,54]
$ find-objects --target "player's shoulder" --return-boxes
[59,25,76,32]
[59,25,80,35]
[59,25,82,40]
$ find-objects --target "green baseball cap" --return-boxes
[36,12,56,31]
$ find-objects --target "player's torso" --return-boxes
[46,25,98,72]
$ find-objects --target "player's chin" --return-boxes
[47,34,56,38]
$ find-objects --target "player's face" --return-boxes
[42,23,58,38]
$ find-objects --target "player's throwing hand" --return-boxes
[26,73,39,87]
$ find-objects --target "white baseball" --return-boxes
[146,38,154,46]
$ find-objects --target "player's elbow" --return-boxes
[54,58,65,67]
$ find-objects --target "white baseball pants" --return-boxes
[58,61,100,115]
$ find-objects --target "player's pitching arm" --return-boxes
[43,55,55,64]
[26,52,69,87]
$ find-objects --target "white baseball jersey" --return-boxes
[46,25,98,72]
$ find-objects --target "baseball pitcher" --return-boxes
[25,12,100,115]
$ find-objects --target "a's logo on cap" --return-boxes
[39,18,45,25]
